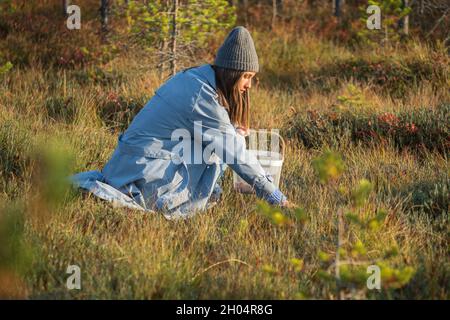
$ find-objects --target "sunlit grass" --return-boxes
[0,9,448,299]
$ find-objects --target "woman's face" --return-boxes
[238,71,256,94]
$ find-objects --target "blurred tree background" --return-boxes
[0,0,448,78]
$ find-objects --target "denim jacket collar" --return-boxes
[192,64,217,91]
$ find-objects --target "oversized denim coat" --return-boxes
[70,64,285,219]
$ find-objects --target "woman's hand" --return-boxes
[280,200,297,209]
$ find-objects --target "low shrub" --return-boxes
[283,104,449,154]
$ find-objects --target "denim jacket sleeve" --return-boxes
[191,84,287,204]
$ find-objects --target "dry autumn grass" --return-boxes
[0,3,449,300]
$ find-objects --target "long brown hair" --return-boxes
[211,64,251,130]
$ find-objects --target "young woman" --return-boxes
[71,26,290,219]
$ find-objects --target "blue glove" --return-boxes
[264,188,287,205]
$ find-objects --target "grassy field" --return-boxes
[1,4,449,299]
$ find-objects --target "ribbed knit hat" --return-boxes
[214,26,259,72]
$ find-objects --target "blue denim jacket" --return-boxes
[70,64,286,219]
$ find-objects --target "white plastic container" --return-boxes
[233,131,285,194]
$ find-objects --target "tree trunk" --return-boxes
[384,22,388,44]
[272,0,277,30]
[159,39,168,80]
[170,0,179,76]
[398,0,409,36]
[100,0,109,35]
[158,0,170,80]
[243,0,249,25]
[333,0,341,18]
[403,0,409,35]
[62,0,69,16]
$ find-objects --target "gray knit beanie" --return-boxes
[214,26,259,72]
